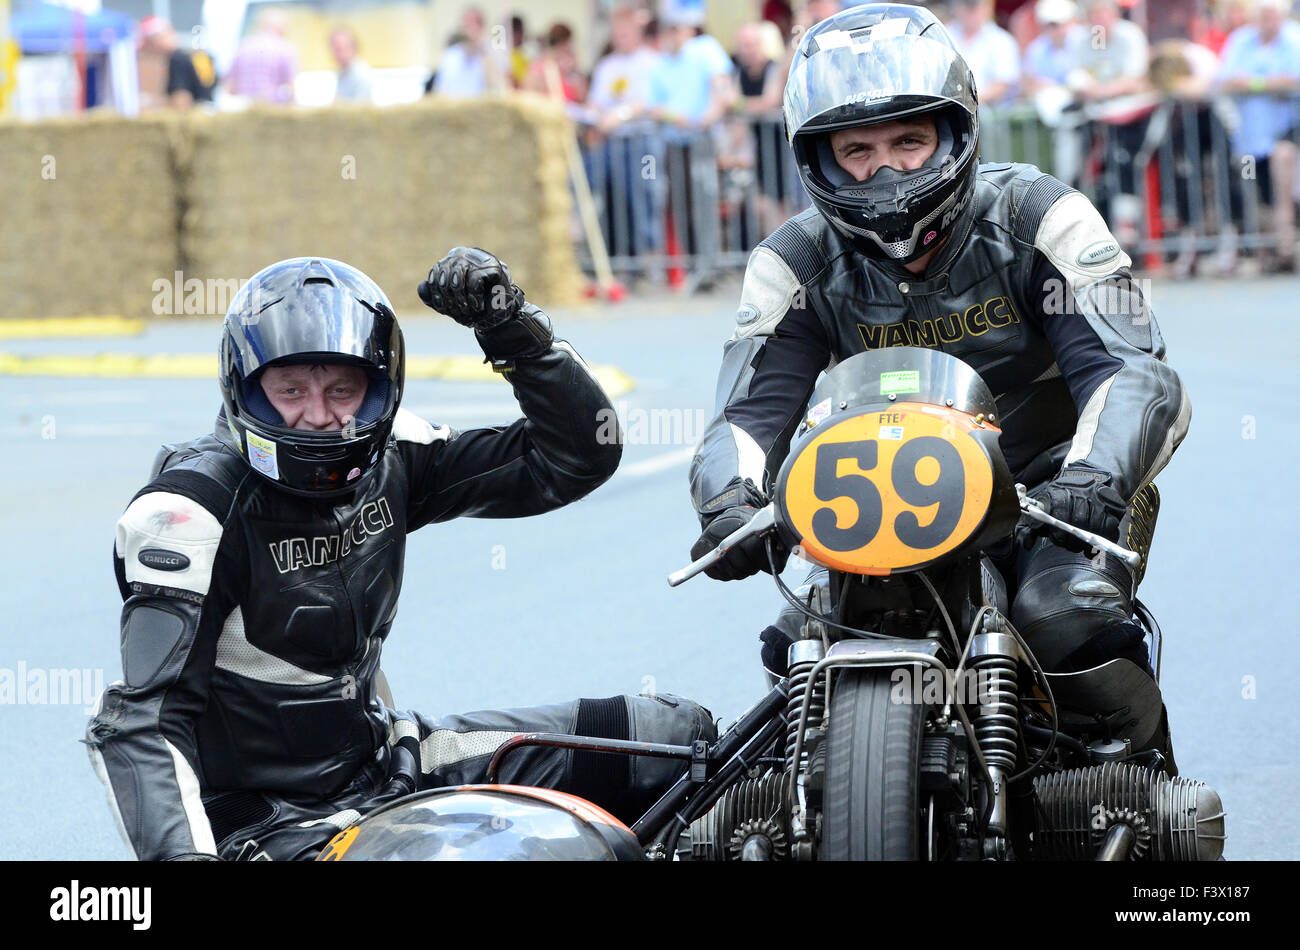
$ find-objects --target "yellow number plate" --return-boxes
[777,403,997,574]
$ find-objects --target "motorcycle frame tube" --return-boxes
[631,683,790,848]
[485,734,699,785]
[646,714,791,853]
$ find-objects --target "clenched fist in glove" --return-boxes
[418,247,526,332]
[1022,461,1129,552]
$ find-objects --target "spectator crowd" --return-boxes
[120,0,1300,279]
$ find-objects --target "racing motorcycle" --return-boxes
[320,348,1225,862]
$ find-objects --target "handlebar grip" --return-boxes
[668,505,776,587]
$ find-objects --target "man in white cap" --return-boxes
[1024,0,1082,95]
[947,0,1021,106]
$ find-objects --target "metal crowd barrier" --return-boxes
[577,99,1296,284]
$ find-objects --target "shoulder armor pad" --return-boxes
[759,211,830,286]
[1010,169,1074,245]
[116,491,226,597]
[139,439,248,527]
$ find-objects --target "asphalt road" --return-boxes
[1,277,1296,860]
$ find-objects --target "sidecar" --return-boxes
[317,784,644,861]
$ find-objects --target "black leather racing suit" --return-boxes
[86,330,714,861]
[690,163,1190,750]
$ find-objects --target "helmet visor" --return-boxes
[784,25,976,141]
[226,282,402,383]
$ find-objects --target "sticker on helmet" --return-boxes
[246,431,279,480]
[923,230,937,245]
[347,467,362,481]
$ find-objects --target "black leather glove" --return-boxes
[690,478,789,581]
[417,247,525,332]
[1022,462,1128,552]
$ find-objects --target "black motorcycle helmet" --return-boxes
[784,3,980,264]
[218,257,405,497]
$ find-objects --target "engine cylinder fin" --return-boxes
[688,774,789,861]
[1032,763,1225,861]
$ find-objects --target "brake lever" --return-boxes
[668,504,777,587]
[1014,483,1141,571]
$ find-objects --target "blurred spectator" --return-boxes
[524,23,588,102]
[137,16,205,111]
[649,5,736,282]
[189,38,219,104]
[1023,0,1083,95]
[948,0,1021,106]
[716,22,779,247]
[1148,37,1233,276]
[1217,0,1300,271]
[430,7,504,97]
[589,5,661,130]
[226,10,297,105]
[1065,0,1153,246]
[733,22,781,109]
[330,27,373,104]
[728,21,791,238]
[507,16,531,89]
[1066,0,1149,102]
[586,6,664,271]
[648,8,734,132]
[763,0,795,39]
[800,0,845,32]
[1200,0,1256,56]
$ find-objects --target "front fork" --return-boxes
[967,622,1025,859]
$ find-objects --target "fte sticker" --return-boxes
[878,425,904,440]
[246,432,279,479]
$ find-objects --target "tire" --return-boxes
[819,667,927,860]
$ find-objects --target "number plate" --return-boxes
[776,404,998,575]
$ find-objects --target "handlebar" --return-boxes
[667,504,776,587]
[666,489,1143,587]
[1014,483,1142,570]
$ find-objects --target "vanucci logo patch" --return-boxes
[1078,239,1120,266]
[268,497,395,574]
[138,548,190,571]
[857,295,1020,350]
[50,880,151,930]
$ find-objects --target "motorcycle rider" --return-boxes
[87,248,716,860]
[689,4,1187,771]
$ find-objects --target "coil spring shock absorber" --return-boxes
[785,640,827,777]
[967,628,1022,841]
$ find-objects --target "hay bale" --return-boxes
[181,97,583,312]
[0,112,180,320]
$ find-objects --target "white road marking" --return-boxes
[4,390,149,407]
[616,446,696,479]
